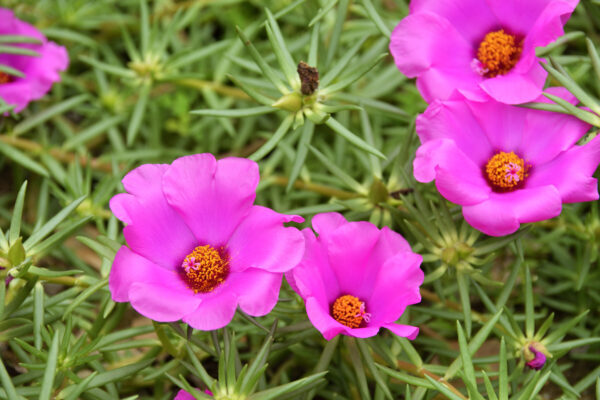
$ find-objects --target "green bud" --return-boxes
[8,237,26,267]
[441,246,459,266]
[304,107,329,124]
[368,178,389,206]
[456,242,474,258]
[272,92,302,112]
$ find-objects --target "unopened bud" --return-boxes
[272,92,303,112]
[523,342,549,370]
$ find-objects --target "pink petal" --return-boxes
[479,62,547,104]
[324,221,382,299]
[109,246,187,302]
[486,0,577,41]
[226,268,282,317]
[227,206,304,273]
[526,135,600,203]
[311,212,348,238]
[110,164,197,270]
[174,390,196,400]
[384,323,419,340]
[129,280,201,323]
[162,155,259,246]
[389,12,475,102]
[462,185,562,236]
[410,0,499,43]
[367,252,424,324]
[0,9,68,112]
[306,296,380,340]
[413,139,491,206]
[521,106,591,166]
[465,100,527,152]
[182,291,238,330]
[417,100,493,166]
[416,65,487,104]
[289,229,339,305]
[305,297,345,340]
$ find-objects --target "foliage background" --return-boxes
[0,0,599,399]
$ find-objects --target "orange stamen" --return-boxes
[476,29,522,77]
[181,245,229,293]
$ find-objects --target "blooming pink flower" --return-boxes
[413,88,600,236]
[109,154,305,330]
[0,8,68,112]
[389,0,578,104]
[286,213,423,340]
[175,389,212,399]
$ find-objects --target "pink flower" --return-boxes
[525,346,547,370]
[389,0,578,104]
[109,154,305,330]
[174,389,212,399]
[0,8,68,112]
[413,88,600,237]
[286,213,423,340]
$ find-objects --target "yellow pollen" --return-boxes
[477,29,522,77]
[485,151,528,191]
[0,72,13,85]
[331,295,368,329]
[181,245,229,293]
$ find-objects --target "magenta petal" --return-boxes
[311,212,348,238]
[462,186,562,236]
[479,63,547,104]
[174,390,196,400]
[227,206,304,273]
[416,100,493,166]
[413,139,491,206]
[289,229,339,305]
[486,0,577,40]
[389,12,474,102]
[520,99,591,165]
[324,221,382,299]
[227,268,282,317]
[416,66,487,104]
[410,0,499,43]
[129,281,201,323]
[110,164,197,270]
[305,297,346,340]
[384,323,419,340]
[163,155,259,246]
[182,292,238,330]
[109,246,187,302]
[367,252,424,324]
[0,9,68,112]
[526,136,600,202]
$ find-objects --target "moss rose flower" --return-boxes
[109,154,305,330]
[414,88,600,236]
[286,213,423,340]
[0,8,68,112]
[389,0,578,104]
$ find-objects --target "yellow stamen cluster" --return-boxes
[0,72,13,85]
[485,151,527,191]
[181,245,229,293]
[477,29,522,77]
[331,295,365,329]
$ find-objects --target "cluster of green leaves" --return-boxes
[0,0,599,399]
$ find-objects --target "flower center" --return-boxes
[331,295,371,329]
[485,151,528,192]
[476,29,522,77]
[181,245,229,293]
[0,72,13,85]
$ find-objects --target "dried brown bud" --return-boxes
[297,61,319,95]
